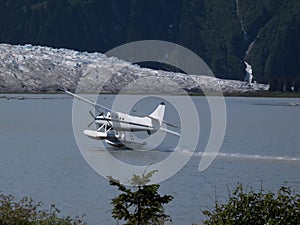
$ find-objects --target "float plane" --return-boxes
[63,89,180,148]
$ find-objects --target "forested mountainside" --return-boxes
[0,0,300,89]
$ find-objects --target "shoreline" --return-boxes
[1,91,300,98]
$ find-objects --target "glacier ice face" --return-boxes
[0,43,269,93]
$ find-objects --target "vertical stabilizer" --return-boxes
[149,102,165,125]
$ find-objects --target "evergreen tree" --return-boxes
[108,171,173,225]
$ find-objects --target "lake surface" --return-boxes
[0,94,299,225]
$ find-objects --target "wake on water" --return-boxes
[104,147,300,163]
[181,150,300,162]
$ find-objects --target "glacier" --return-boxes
[0,43,269,94]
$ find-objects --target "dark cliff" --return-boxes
[0,0,299,89]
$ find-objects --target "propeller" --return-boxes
[88,110,96,128]
[95,107,102,115]
[87,110,105,127]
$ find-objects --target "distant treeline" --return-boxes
[0,0,300,85]
[269,78,300,92]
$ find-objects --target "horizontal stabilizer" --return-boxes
[160,127,181,137]
[132,108,178,128]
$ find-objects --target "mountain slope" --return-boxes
[0,0,299,85]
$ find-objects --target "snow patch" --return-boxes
[0,43,269,93]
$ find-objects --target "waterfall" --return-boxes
[245,40,255,57]
[235,0,248,40]
[236,0,255,82]
[244,61,253,83]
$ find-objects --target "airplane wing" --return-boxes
[63,89,112,112]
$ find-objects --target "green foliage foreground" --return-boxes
[203,184,300,225]
[108,171,174,225]
[0,193,86,225]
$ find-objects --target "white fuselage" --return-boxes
[95,112,157,132]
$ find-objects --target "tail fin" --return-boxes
[149,102,165,126]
